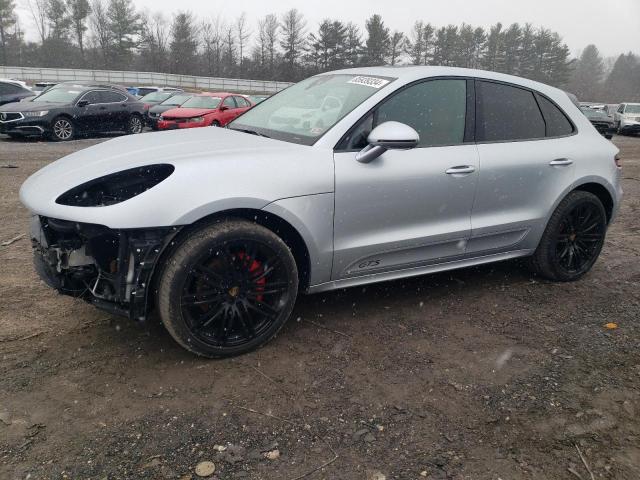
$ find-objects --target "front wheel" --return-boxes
[50,116,75,141]
[126,114,144,134]
[529,191,607,282]
[157,219,299,358]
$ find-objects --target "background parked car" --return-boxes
[146,93,194,130]
[614,103,640,135]
[580,106,616,139]
[132,87,182,98]
[31,82,58,94]
[248,94,269,104]
[157,92,253,130]
[139,89,185,110]
[0,84,145,141]
[0,80,35,105]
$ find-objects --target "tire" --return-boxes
[211,120,220,127]
[528,191,607,282]
[50,116,75,141]
[157,219,299,358]
[126,114,144,135]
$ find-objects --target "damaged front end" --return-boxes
[30,215,179,320]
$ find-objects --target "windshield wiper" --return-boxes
[229,127,270,138]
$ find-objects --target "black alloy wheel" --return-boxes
[157,219,298,358]
[529,191,607,281]
[554,202,606,275]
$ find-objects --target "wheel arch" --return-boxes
[153,207,312,293]
[573,182,615,223]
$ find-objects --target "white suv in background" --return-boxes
[614,103,640,135]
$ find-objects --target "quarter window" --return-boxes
[477,81,545,142]
[536,95,574,137]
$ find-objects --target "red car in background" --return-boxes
[157,92,254,130]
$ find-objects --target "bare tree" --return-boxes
[279,8,306,79]
[235,12,250,74]
[89,0,110,63]
[201,17,224,75]
[27,0,49,43]
[139,10,168,72]
[67,0,91,58]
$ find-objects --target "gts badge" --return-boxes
[358,260,381,269]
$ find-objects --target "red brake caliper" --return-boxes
[237,252,266,302]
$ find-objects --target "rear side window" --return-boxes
[100,91,127,103]
[536,95,574,137]
[477,81,545,142]
[235,96,250,107]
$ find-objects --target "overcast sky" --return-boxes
[16,0,640,58]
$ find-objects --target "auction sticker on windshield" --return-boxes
[348,76,391,88]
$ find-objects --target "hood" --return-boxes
[149,104,179,115]
[19,126,334,229]
[162,107,217,118]
[0,101,66,112]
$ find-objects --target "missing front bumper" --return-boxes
[30,216,180,321]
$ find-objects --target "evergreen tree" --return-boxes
[106,0,140,68]
[363,14,390,65]
[604,53,639,102]
[343,22,362,67]
[569,45,604,100]
[389,31,404,65]
[169,12,198,75]
[482,23,503,71]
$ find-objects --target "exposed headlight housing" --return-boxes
[23,110,49,117]
[56,164,175,207]
[188,116,205,123]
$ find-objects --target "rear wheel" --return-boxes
[157,219,299,358]
[50,116,75,141]
[529,191,607,282]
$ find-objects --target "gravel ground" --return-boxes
[0,133,639,480]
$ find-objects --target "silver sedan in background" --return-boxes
[20,66,622,357]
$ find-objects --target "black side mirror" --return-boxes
[77,100,89,108]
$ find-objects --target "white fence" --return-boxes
[0,66,293,94]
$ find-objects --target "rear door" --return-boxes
[469,80,577,255]
[99,90,130,130]
[76,90,106,132]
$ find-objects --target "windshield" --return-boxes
[229,74,395,145]
[160,94,191,106]
[140,91,173,103]
[32,88,82,103]
[581,107,609,119]
[625,105,640,114]
[182,96,222,109]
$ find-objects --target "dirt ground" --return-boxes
[0,133,639,480]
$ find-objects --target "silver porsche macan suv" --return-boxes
[20,67,623,357]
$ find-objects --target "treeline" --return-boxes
[0,0,639,101]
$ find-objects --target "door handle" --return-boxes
[549,158,573,166]
[445,165,476,175]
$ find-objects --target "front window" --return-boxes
[182,96,222,109]
[140,91,173,103]
[229,74,396,145]
[33,88,82,103]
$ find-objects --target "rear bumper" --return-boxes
[29,215,180,320]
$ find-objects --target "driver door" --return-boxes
[332,78,479,280]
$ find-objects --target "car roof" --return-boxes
[622,102,640,106]
[321,65,571,99]
[196,92,231,97]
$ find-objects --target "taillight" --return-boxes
[615,153,622,169]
